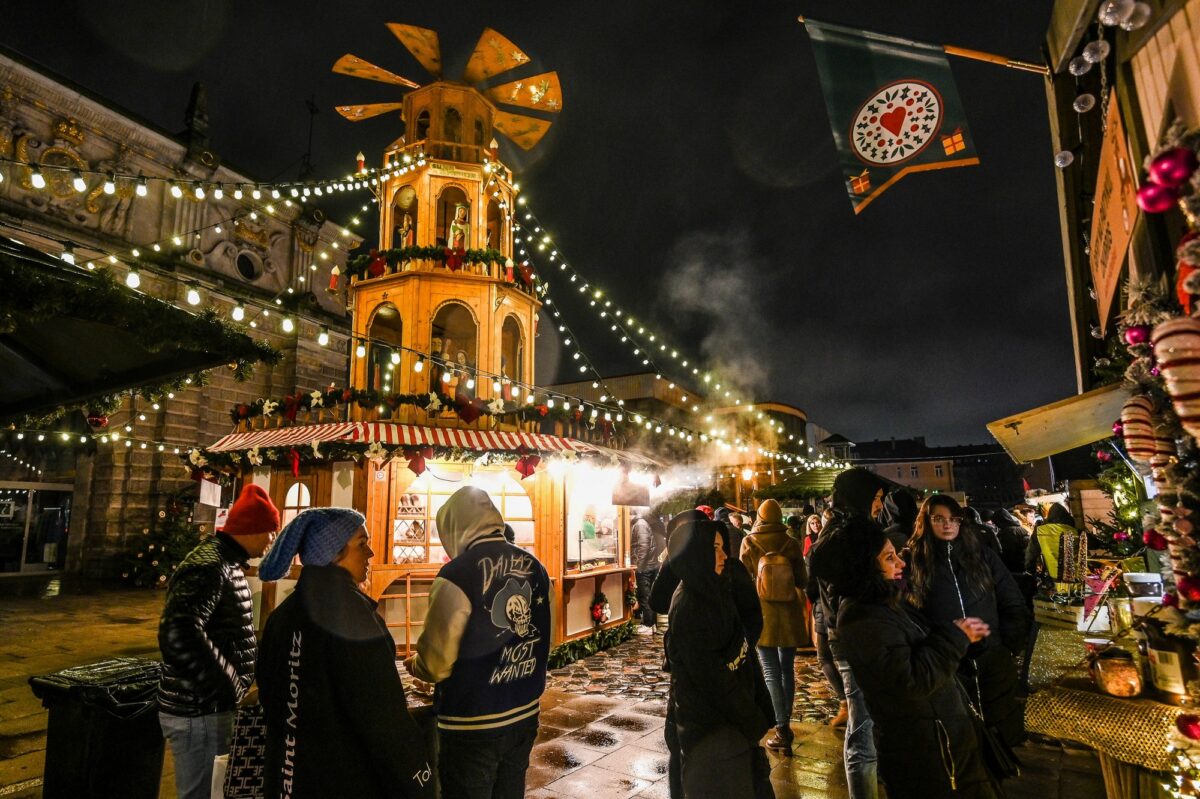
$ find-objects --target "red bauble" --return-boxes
[1164,591,1180,608]
[1124,325,1152,346]
[1112,421,1124,436]
[1096,450,1113,463]
[1137,181,1179,214]
[1150,147,1200,189]
[1143,529,1169,550]
[1178,714,1200,740]
[1177,575,1200,602]
[85,413,109,428]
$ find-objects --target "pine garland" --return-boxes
[346,246,507,280]
[547,620,636,670]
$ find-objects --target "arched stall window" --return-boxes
[391,185,418,249]
[443,107,462,160]
[501,316,524,398]
[282,481,311,526]
[415,109,431,142]
[486,199,503,252]
[430,302,477,397]
[366,302,403,394]
[435,187,470,249]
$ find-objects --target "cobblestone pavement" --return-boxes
[0,580,1108,798]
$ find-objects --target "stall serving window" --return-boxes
[387,464,535,566]
[565,466,625,572]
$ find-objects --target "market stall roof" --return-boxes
[986,383,1126,464]
[206,421,664,468]
[754,467,846,501]
[0,238,278,424]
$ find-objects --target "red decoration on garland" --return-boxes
[1150,147,1199,188]
[367,249,387,278]
[1124,325,1152,346]
[1112,420,1124,436]
[404,446,433,476]
[235,404,250,420]
[454,390,487,423]
[1178,575,1200,603]
[85,413,109,428]
[1177,714,1200,741]
[535,404,549,417]
[590,591,611,627]
[289,448,301,478]
[444,247,465,272]
[515,453,540,479]
[1137,181,1179,214]
[1144,528,1169,550]
[283,395,300,422]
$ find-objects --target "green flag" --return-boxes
[805,19,979,214]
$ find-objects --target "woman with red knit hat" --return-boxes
[158,483,280,799]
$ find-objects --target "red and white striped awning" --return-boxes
[205,421,661,466]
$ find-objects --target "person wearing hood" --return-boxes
[808,468,887,799]
[159,484,279,799]
[836,515,999,799]
[991,508,1030,575]
[740,499,808,754]
[1024,503,1079,589]
[714,506,746,557]
[651,509,763,647]
[665,517,775,798]
[632,511,665,631]
[405,487,550,798]
[906,495,1029,750]
[256,508,433,799]
[879,489,918,555]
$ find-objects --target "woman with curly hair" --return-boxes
[906,494,1030,749]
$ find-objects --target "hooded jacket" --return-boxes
[740,499,808,648]
[991,508,1030,574]
[665,519,773,751]
[258,565,434,799]
[650,510,763,647]
[410,487,551,733]
[880,491,918,554]
[631,516,663,572]
[1024,504,1078,585]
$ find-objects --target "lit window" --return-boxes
[283,481,311,526]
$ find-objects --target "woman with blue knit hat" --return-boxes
[256,508,433,799]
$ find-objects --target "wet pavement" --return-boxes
[0,579,1107,798]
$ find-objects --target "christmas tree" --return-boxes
[122,496,203,588]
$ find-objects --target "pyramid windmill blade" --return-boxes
[492,111,553,151]
[386,24,442,78]
[463,28,532,84]
[332,54,420,88]
[485,71,563,113]
[334,103,406,121]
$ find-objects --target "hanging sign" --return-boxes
[1090,90,1139,334]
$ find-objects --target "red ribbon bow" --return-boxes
[404,446,434,476]
[367,248,387,277]
[454,390,487,423]
[515,448,541,479]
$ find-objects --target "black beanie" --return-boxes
[831,468,886,517]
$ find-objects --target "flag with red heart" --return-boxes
[805,18,978,214]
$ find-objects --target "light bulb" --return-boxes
[526,394,535,404]
[30,165,46,189]
[186,286,201,306]
[233,185,244,200]
[547,398,555,409]
[60,244,75,265]
[72,170,87,193]
[136,177,148,197]
[442,372,451,383]
[213,186,224,200]
[125,268,141,289]
[281,316,295,333]
[193,183,205,200]
[318,327,330,346]
[511,386,520,398]
[466,378,476,389]
[169,181,182,198]
[252,187,262,200]
[103,173,116,194]
[231,303,245,321]
[1073,93,1096,113]
[355,342,367,358]
[1083,40,1111,63]
[1054,150,1075,168]
[390,351,401,365]
[414,358,425,373]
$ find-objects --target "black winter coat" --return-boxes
[665,521,773,752]
[157,534,256,717]
[838,600,998,799]
[991,509,1031,575]
[650,548,762,647]
[912,538,1030,746]
[258,565,434,799]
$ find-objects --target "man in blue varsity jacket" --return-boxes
[405,486,551,799]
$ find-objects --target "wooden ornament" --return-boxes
[1120,395,1157,465]
[1153,317,1200,438]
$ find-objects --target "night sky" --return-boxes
[4,0,1074,445]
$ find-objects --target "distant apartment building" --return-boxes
[851,437,1025,506]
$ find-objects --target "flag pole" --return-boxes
[796,16,1049,76]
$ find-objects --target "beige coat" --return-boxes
[740,526,809,648]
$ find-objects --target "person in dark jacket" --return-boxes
[880,489,918,555]
[907,495,1030,748]
[666,517,775,798]
[158,484,279,799]
[257,507,433,799]
[991,508,1031,576]
[714,506,746,559]
[651,509,763,647]
[632,512,664,630]
[808,468,887,799]
[406,487,551,799]
[837,516,998,799]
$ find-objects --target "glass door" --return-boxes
[0,484,73,573]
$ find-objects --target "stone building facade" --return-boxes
[0,49,362,577]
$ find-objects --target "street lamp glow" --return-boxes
[742,468,754,481]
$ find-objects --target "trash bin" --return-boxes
[30,657,164,799]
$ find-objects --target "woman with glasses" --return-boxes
[906,495,1030,751]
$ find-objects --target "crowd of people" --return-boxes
[153,471,1073,798]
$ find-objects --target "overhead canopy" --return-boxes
[987,383,1126,464]
[0,238,278,424]
[206,421,664,468]
[754,468,846,501]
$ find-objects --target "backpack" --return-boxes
[756,545,796,603]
